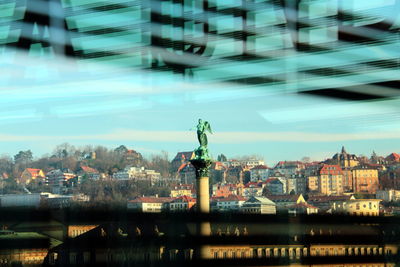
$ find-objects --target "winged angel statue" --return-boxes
[192,119,212,160]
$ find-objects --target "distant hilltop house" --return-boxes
[19,168,45,184]
[171,151,195,172]
[113,167,161,184]
[77,166,100,181]
[46,169,76,188]
[125,149,143,161]
[217,159,265,170]
[78,152,96,160]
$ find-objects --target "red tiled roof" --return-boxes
[80,166,99,173]
[387,153,400,161]
[319,164,343,175]
[171,195,196,203]
[26,168,42,176]
[213,195,247,202]
[173,151,194,161]
[251,165,269,170]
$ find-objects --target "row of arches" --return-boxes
[210,246,392,260]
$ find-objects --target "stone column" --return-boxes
[190,158,213,259]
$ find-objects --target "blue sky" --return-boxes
[1,49,400,167]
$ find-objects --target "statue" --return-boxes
[190,119,213,177]
[192,119,212,160]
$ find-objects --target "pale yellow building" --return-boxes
[170,184,194,198]
[331,199,381,216]
[318,165,344,196]
[352,165,379,194]
[307,176,319,192]
[331,146,359,168]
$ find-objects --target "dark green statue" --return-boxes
[193,119,212,160]
[190,119,213,177]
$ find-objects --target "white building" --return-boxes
[242,182,265,197]
[46,169,76,187]
[0,193,43,208]
[212,195,247,212]
[250,165,271,182]
[264,178,287,195]
[168,196,196,212]
[376,189,400,202]
[113,167,161,184]
[241,196,276,214]
[127,196,173,213]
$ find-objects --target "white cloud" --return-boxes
[1,129,400,143]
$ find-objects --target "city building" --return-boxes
[170,184,195,198]
[0,230,50,266]
[331,199,381,216]
[242,182,265,197]
[385,153,400,163]
[127,196,173,213]
[341,168,354,192]
[352,165,379,194]
[113,167,161,184]
[376,189,400,202]
[46,169,76,188]
[0,193,44,208]
[318,164,344,195]
[171,151,195,172]
[273,161,305,177]
[263,178,286,195]
[211,195,247,212]
[307,195,356,213]
[43,220,400,266]
[76,166,100,181]
[307,176,319,192]
[19,168,45,184]
[330,146,359,168]
[212,183,243,197]
[176,162,196,184]
[241,196,276,214]
[288,202,319,215]
[249,165,270,182]
[168,196,196,212]
[266,194,306,212]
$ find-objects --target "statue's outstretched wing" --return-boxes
[205,121,213,134]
